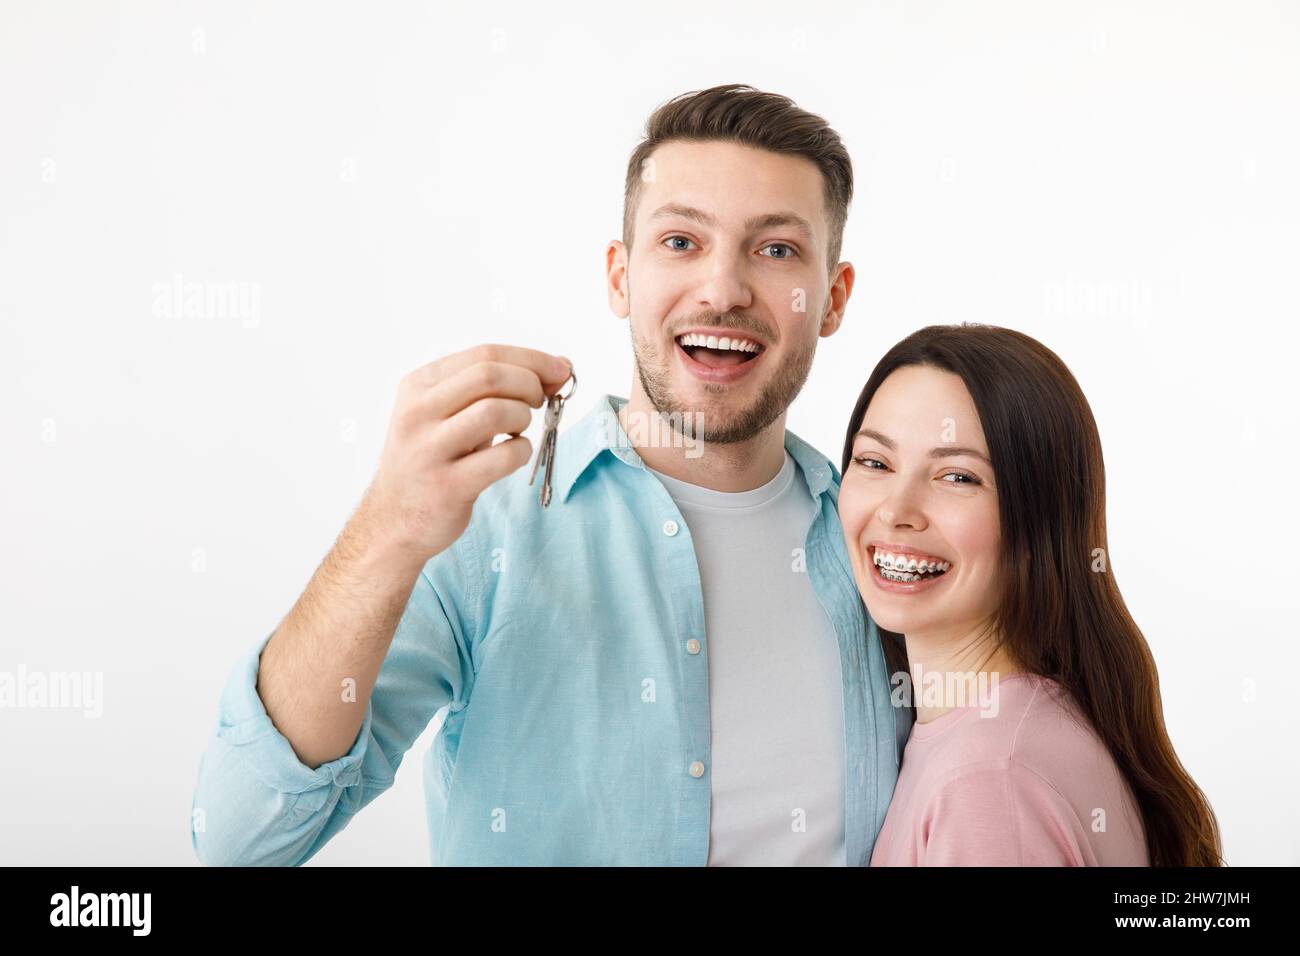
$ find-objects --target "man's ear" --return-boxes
[819,261,855,337]
[606,240,631,319]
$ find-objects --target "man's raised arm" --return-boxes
[190,346,571,865]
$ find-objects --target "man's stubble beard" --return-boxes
[629,310,821,446]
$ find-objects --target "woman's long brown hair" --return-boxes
[841,323,1223,866]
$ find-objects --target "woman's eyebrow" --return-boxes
[854,427,992,465]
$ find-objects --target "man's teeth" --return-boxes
[872,549,950,582]
[677,333,762,353]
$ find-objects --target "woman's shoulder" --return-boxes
[910,673,1148,865]
[930,673,1125,798]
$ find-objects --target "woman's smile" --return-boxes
[867,543,954,593]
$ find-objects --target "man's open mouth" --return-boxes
[676,332,765,369]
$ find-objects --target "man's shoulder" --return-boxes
[781,426,842,499]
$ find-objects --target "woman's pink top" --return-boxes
[870,673,1149,866]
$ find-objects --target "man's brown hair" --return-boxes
[622,83,854,275]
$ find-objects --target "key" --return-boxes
[528,370,576,508]
[527,395,560,505]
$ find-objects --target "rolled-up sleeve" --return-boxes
[191,538,481,866]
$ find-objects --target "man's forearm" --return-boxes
[256,501,430,770]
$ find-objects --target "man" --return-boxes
[191,83,906,866]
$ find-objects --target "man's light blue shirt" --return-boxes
[191,394,906,865]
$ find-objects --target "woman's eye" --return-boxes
[941,472,981,485]
[852,455,886,471]
[760,243,797,259]
[664,236,696,251]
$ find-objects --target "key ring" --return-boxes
[556,370,577,403]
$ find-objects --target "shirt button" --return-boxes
[686,638,701,655]
[662,519,679,536]
[689,761,705,778]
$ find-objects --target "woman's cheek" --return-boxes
[839,480,876,541]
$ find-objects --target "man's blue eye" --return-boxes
[762,243,796,259]
[664,236,694,251]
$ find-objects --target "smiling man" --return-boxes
[191,83,905,866]
[616,138,837,486]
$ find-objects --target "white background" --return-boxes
[2,1,1296,865]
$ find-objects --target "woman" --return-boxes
[839,324,1222,866]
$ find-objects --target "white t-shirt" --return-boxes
[648,450,847,866]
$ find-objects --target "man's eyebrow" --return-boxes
[744,211,815,240]
[646,203,814,240]
[854,428,992,465]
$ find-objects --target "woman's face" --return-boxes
[839,365,1002,639]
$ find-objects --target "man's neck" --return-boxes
[618,384,788,493]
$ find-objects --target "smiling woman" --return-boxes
[838,323,1224,867]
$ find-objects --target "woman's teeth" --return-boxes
[872,549,951,583]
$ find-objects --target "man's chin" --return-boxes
[663,395,774,445]
[632,340,807,446]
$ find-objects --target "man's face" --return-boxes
[607,140,851,444]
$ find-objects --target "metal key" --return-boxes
[528,370,576,508]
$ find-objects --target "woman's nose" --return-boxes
[877,490,927,531]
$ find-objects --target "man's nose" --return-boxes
[695,249,753,315]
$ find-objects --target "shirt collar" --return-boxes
[553,394,839,504]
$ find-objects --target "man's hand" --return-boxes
[359,344,573,564]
